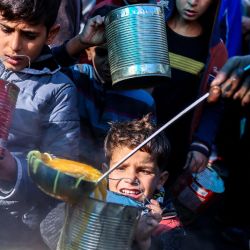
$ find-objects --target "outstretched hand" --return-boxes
[208,55,250,106]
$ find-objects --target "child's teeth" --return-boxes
[122,189,140,195]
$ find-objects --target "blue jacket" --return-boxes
[65,63,156,168]
[0,46,80,248]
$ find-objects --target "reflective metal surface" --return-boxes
[105,4,171,89]
[58,197,140,250]
[0,79,19,157]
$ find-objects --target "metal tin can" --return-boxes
[0,79,19,158]
[57,197,141,250]
[172,166,225,213]
[105,4,171,89]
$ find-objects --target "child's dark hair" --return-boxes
[104,114,171,171]
[199,0,220,40]
[0,0,61,30]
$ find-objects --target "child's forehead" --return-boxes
[0,15,44,30]
[110,147,158,167]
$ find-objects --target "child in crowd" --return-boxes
[61,5,156,169]
[52,1,227,184]
[0,0,105,249]
[40,114,184,250]
[152,0,228,185]
[104,114,184,249]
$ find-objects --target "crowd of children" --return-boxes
[0,0,249,249]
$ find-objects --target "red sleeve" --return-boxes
[153,216,183,236]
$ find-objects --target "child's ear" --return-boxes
[157,171,169,190]
[46,24,60,45]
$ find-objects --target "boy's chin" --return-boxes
[3,62,25,72]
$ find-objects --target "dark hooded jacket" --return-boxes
[152,0,228,183]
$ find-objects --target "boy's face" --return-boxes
[176,0,212,21]
[0,16,59,71]
[108,146,168,202]
[86,45,112,84]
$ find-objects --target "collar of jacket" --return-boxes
[21,45,61,75]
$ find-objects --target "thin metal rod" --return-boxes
[243,64,250,72]
[96,92,209,184]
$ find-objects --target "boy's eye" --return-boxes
[139,169,154,175]
[115,166,125,171]
[23,32,37,40]
[0,25,12,34]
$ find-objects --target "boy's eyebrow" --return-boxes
[0,22,13,29]
[119,163,155,169]
[137,165,157,171]
[113,162,128,168]
[109,162,130,170]
[137,165,154,168]
[0,22,40,34]
[21,29,40,36]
